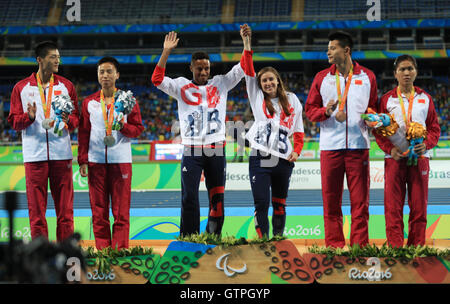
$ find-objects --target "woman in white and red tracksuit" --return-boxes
[241,25,305,238]
[78,57,144,250]
[374,55,440,247]
[305,31,378,248]
[8,41,79,242]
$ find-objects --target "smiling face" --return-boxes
[259,71,279,98]
[97,62,119,89]
[394,59,417,89]
[37,49,60,74]
[190,59,210,85]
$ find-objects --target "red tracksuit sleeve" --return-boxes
[77,98,91,165]
[373,92,395,155]
[241,50,255,77]
[151,65,165,87]
[423,93,441,150]
[7,84,34,131]
[293,132,304,155]
[305,71,329,122]
[120,101,144,138]
[67,81,79,131]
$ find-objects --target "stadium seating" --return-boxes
[57,0,223,25]
[0,0,51,25]
[234,0,290,21]
[1,0,449,26]
[301,0,450,20]
[423,36,444,49]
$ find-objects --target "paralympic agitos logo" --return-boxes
[216,253,247,277]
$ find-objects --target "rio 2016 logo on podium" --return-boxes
[348,257,393,281]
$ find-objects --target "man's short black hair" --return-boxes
[191,52,209,65]
[97,56,120,72]
[328,31,354,52]
[34,40,58,59]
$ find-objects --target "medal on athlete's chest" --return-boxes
[36,73,55,130]
[103,135,116,147]
[100,89,117,147]
[335,66,353,123]
[42,118,53,130]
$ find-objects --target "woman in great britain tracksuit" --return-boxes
[373,55,440,247]
[240,25,305,238]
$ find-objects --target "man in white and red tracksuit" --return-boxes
[305,31,378,248]
[374,55,440,247]
[78,57,144,250]
[8,41,79,242]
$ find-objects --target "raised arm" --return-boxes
[157,31,179,69]
[240,24,255,79]
[241,24,264,115]
[240,24,267,118]
[218,24,253,91]
[152,31,179,86]
[241,24,251,52]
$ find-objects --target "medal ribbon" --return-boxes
[335,65,353,112]
[100,88,117,136]
[396,86,415,129]
[36,73,54,119]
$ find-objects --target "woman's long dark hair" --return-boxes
[256,66,291,117]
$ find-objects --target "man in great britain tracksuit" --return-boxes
[151,28,249,236]
[305,31,378,248]
[8,41,79,242]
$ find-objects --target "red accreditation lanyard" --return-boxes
[396,86,415,129]
[100,88,117,136]
[336,65,353,112]
[36,73,54,119]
